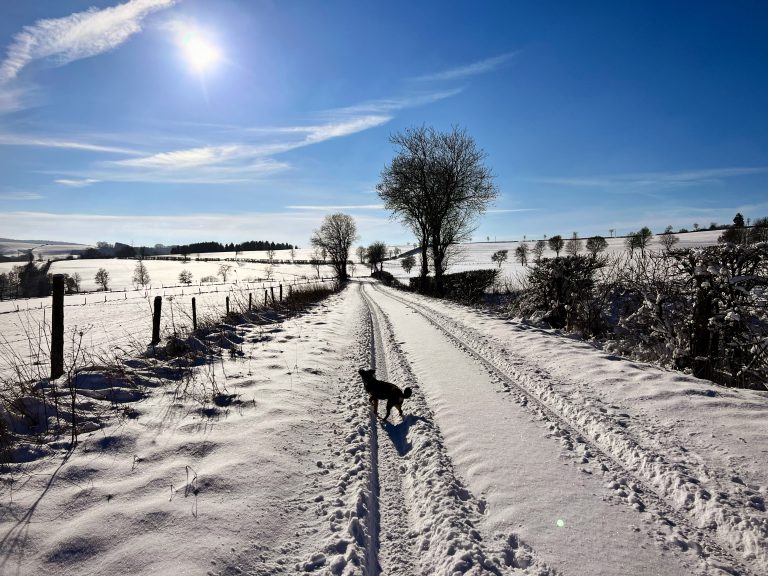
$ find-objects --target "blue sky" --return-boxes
[0,0,766,247]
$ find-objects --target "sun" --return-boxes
[179,29,221,73]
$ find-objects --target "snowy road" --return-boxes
[1,280,766,576]
[357,280,767,576]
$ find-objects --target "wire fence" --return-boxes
[0,275,335,315]
[0,278,336,382]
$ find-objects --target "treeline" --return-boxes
[170,240,294,255]
[0,261,55,299]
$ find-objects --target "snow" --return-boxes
[47,255,337,293]
[382,229,723,284]
[2,235,766,575]
[0,256,337,383]
[0,240,89,259]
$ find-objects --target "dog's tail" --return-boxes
[403,387,412,399]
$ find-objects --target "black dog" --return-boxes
[358,368,412,421]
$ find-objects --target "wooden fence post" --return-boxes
[226,296,230,316]
[151,296,162,344]
[279,284,283,302]
[248,293,252,311]
[51,274,64,380]
[264,289,268,306]
[192,297,197,331]
[270,286,275,304]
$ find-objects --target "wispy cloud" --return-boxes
[0,191,43,200]
[0,0,177,83]
[413,52,518,82]
[287,204,384,211]
[529,167,768,190]
[334,88,465,116]
[0,210,399,246]
[487,208,539,214]
[82,115,393,183]
[0,84,30,114]
[0,132,143,155]
[0,0,178,113]
[54,178,100,187]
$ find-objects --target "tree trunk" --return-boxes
[691,271,714,381]
[431,241,444,296]
[419,244,429,292]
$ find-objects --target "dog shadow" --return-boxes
[380,414,428,457]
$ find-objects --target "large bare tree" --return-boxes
[377,126,497,293]
[311,213,358,282]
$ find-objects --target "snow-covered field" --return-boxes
[383,229,723,283]
[0,230,723,393]
[1,278,766,575]
[0,239,89,259]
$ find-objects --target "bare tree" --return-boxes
[94,268,110,291]
[65,272,82,293]
[565,232,582,256]
[356,245,366,264]
[266,248,276,262]
[218,264,232,282]
[311,213,358,281]
[377,125,498,293]
[132,260,151,289]
[585,235,608,257]
[366,241,387,274]
[401,254,416,274]
[310,249,323,278]
[491,249,508,268]
[636,226,654,257]
[659,226,679,252]
[514,243,529,266]
[750,217,768,243]
[179,270,193,285]
[548,235,564,257]
[532,239,546,263]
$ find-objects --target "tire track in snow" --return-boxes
[358,282,556,575]
[361,283,413,576]
[369,282,762,576]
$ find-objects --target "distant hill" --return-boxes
[0,238,88,245]
[0,239,91,257]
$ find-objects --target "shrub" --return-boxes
[518,256,606,335]
[617,244,768,388]
[409,269,499,303]
[373,269,401,288]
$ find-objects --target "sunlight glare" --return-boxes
[180,29,221,73]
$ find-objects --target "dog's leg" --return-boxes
[396,400,404,419]
[383,400,394,421]
[372,398,378,416]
